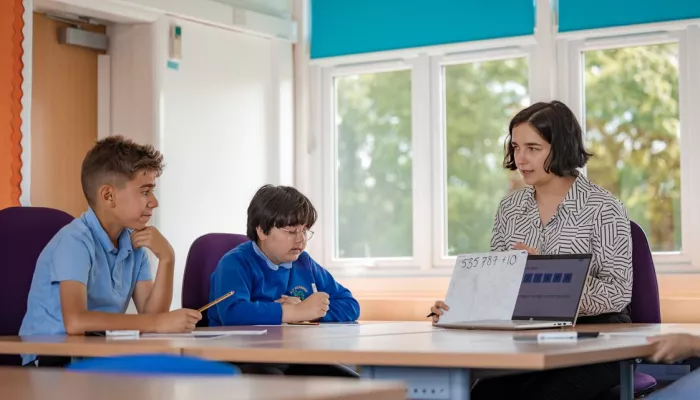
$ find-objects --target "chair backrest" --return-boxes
[629,220,661,323]
[0,206,74,365]
[67,354,239,375]
[182,233,248,326]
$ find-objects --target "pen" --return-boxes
[426,312,436,318]
[198,291,234,313]
[311,283,318,293]
[85,330,139,337]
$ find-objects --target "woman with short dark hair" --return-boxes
[494,100,632,319]
[432,101,633,399]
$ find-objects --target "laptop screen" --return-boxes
[512,255,592,321]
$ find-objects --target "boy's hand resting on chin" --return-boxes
[131,227,174,261]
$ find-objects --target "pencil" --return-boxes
[198,291,234,313]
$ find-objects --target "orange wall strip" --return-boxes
[0,0,25,210]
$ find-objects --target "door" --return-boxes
[31,13,105,217]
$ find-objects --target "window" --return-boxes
[312,21,700,273]
[333,69,413,259]
[582,43,681,253]
[442,57,529,256]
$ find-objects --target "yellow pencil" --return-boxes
[198,291,234,313]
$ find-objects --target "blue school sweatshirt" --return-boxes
[208,241,360,326]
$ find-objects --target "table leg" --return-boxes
[361,366,471,400]
[620,360,634,400]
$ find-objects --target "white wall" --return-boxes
[160,18,279,309]
[109,23,159,147]
[273,40,295,186]
[109,17,293,310]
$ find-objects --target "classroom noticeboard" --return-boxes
[439,250,528,324]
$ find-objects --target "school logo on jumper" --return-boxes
[290,285,309,300]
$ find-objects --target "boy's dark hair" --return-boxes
[503,100,592,177]
[80,135,164,206]
[247,185,317,242]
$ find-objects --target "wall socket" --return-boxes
[407,385,449,400]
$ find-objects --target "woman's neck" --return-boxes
[534,175,577,204]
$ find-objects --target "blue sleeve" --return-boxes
[136,251,153,281]
[309,256,360,322]
[209,253,283,326]
[49,234,92,285]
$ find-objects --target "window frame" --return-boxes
[320,59,423,270]
[557,22,700,272]
[430,47,536,269]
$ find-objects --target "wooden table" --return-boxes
[578,323,700,336]
[4,323,699,400]
[182,323,700,400]
[184,326,654,369]
[0,335,181,358]
[0,322,435,360]
[198,321,438,345]
[2,367,406,400]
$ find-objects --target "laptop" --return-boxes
[436,254,593,331]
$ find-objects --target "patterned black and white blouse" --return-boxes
[490,174,633,316]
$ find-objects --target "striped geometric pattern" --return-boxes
[490,174,633,316]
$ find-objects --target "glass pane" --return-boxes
[445,58,529,256]
[583,43,681,252]
[335,70,413,258]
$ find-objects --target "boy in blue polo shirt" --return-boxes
[209,184,359,377]
[20,136,201,367]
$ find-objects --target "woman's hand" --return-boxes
[429,301,450,323]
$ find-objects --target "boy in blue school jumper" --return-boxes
[19,136,201,367]
[209,184,360,377]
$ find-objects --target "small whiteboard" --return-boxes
[439,250,528,324]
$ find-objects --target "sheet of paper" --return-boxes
[139,330,267,339]
[439,250,528,324]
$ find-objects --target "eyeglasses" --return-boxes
[279,228,314,241]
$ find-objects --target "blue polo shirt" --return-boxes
[19,207,152,365]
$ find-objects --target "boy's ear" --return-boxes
[98,185,116,208]
[256,226,266,241]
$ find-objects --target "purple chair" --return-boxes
[630,221,660,395]
[182,233,248,326]
[629,221,661,324]
[0,206,74,366]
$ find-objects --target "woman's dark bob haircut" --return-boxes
[503,100,592,177]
